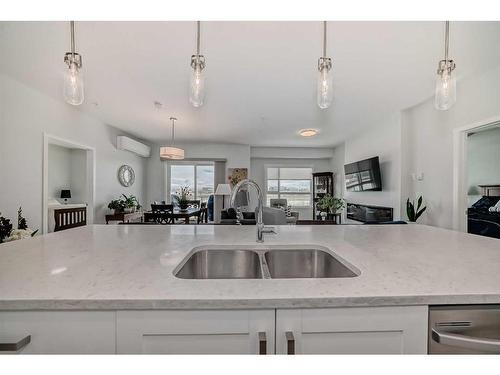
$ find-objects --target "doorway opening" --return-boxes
[453,116,500,238]
[42,134,96,234]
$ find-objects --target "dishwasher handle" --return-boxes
[432,328,500,353]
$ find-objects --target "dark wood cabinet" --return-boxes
[312,172,334,220]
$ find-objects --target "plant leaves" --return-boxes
[406,198,416,221]
[417,196,423,210]
[415,206,427,221]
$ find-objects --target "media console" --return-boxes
[346,203,393,223]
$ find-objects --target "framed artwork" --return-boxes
[228,168,248,187]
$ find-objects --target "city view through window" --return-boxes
[170,164,214,203]
[266,167,313,207]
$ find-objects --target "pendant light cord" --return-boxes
[196,21,201,56]
[171,121,175,146]
[323,21,327,57]
[444,20,449,61]
[70,21,75,56]
[170,118,177,146]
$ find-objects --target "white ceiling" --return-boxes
[2,21,500,147]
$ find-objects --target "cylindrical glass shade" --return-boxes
[189,64,205,107]
[63,62,84,106]
[160,146,185,160]
[435,69,456,111]
[317,65,333,109]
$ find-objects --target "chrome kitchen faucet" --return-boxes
[229,179,276,243]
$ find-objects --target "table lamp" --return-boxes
[215,184,231,209]
[60,189,71,204]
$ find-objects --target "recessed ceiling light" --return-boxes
[299,129,318,137]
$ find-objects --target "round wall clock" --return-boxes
[118,165,135,187]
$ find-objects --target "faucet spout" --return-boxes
[229,179,274,243]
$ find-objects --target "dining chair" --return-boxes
[197,202,208,224]
[150,204,174,224]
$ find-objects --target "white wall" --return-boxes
[0,74,149,229]
[48,144,72,200]
[251,147,334,159]
[250,152,333,220]
[401,65,500,229]
[342,113,402,219]
[467,126,500,205]
[70,148,88,205]
[329,142,347,221]
[330,142,345,199]
[48,145,88,204]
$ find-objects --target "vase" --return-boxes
[179,202,189,211]
[326,212,336,221]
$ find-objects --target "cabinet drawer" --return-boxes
[116,310,275,354]
[0,311,116,354]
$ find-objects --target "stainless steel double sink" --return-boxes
[174,245,360,279]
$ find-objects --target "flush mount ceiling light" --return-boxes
[160,117,185,160]
[63,21,84,106]
[435,21,457,111]
[317,21,333,109]
[299,129,319,137]
[189,21,206,107]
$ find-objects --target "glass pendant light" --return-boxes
[435,21,456,111]
[160,117,185,160]
[190,21,206,107]
[63,21,84,106]
[317,21,333,109]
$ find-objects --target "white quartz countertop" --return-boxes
[1,224,500,310]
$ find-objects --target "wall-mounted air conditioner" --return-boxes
[117,136,151,158]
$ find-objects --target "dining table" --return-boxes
[144,207,208,224]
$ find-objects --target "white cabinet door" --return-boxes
[276,306,428,354]
[0,311,116,354]
[117,310,275,354]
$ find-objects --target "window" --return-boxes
[169,163,214,203]
[266,167,313,207]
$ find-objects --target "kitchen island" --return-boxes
[1,224,499,354]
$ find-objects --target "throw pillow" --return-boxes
[242,212,255,220]
[227,208,238,219]
[276,205,292,217]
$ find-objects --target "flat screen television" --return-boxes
[344,156,382,192]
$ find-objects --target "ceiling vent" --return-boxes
[117,136,151,158]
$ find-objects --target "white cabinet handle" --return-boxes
[432,328,500,353]
[0,335,31,352]
[258,332,267,354]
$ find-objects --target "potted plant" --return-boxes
[317,194,345,220]
[121,194,139,213]
[406,196,426,222]
[108,199,125,215]
[176,186,192,211]
[0,213,13,244]
[0,208,38,243]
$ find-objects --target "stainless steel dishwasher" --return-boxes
[429,305,500,354]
